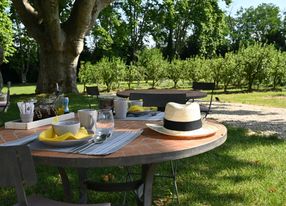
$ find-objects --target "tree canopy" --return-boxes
[4,1,286,93]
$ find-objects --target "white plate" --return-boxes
[39,136,92,147]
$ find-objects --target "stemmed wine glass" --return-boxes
[95,109,114,142]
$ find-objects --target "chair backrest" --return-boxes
[192,82,215,118]
[129,93,186,111]
[192,82,215,91]
[0,145,37,205]
[86,86,100,96]
[0,81,11,112]
[86,86,100,109]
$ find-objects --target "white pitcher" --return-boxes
[78,109,97,133]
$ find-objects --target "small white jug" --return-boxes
[78,109,97,133]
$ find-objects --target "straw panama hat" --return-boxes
[146,102,216,137]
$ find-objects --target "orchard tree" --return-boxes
[238,43,271,91]
[78,61,98,92]
[219,52,240,92]
[12,0,112,93]
[267,48,286,89]
[137,48,167,88]
[209,56,223,88]
[124,64,142,89]
[184,56,209,83]
[166,59,184,88]
[95,57,125,92]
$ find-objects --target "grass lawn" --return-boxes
[1,83,286,205]
[215,90,286,108]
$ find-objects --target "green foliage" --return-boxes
[91,5,122,59]
[238,43,272,91]
[92,0,156,63]
[124,63,142,89]
[79,45,286,92]
[9,7,38,83]
[137,48,167,88]
[218,52,241,92]
[78,61,97,88]
[235,3,282,47]
[184,56,210,83]
[95,57,126,92]
[190,0,228,57]
[166,59,184,88]
[266,49,286,89]
[0,0,15,62]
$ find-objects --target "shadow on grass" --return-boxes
[156,127,285,205]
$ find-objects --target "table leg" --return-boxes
[138,163,156,206]
[57,167,72,202]
[78,168,88,203]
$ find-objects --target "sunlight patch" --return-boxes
[246,129,278,138]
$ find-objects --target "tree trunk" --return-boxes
[167,28,174,62]
[36,44,79,93]
[173,80,178,88]
[248,79,253,92]
[12,0,112,94]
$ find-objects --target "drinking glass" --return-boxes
[95,109,114,142]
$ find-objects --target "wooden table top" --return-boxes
[0,120,227,168]
[116,89,207,99]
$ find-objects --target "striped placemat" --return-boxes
[29,130,142,155]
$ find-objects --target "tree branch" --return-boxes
[37,0,63,49]
[89,0,113,31]
[62,0,112,55]
[63,0,97,39]
[12,0,45,42]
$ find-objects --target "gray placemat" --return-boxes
[29,130,142,155]
[0,133,39,146]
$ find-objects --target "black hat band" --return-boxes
[163,118,202,131]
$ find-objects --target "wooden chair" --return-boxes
[0,81,10,113]
[86,86,100,109]
[192,82,215,118]
[129,92,187,111]
[0,145,110,206]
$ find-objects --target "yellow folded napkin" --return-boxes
[39,127,90,142]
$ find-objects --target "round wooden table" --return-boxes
[116,89,207,100]
[0,120,227,206]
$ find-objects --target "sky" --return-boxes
[219,0,286,16]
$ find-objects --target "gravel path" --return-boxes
[208,102,286,139]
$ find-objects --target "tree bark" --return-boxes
[12,0,112,93]
[36,40,80,93]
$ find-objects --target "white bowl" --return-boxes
[52,121,80,136]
